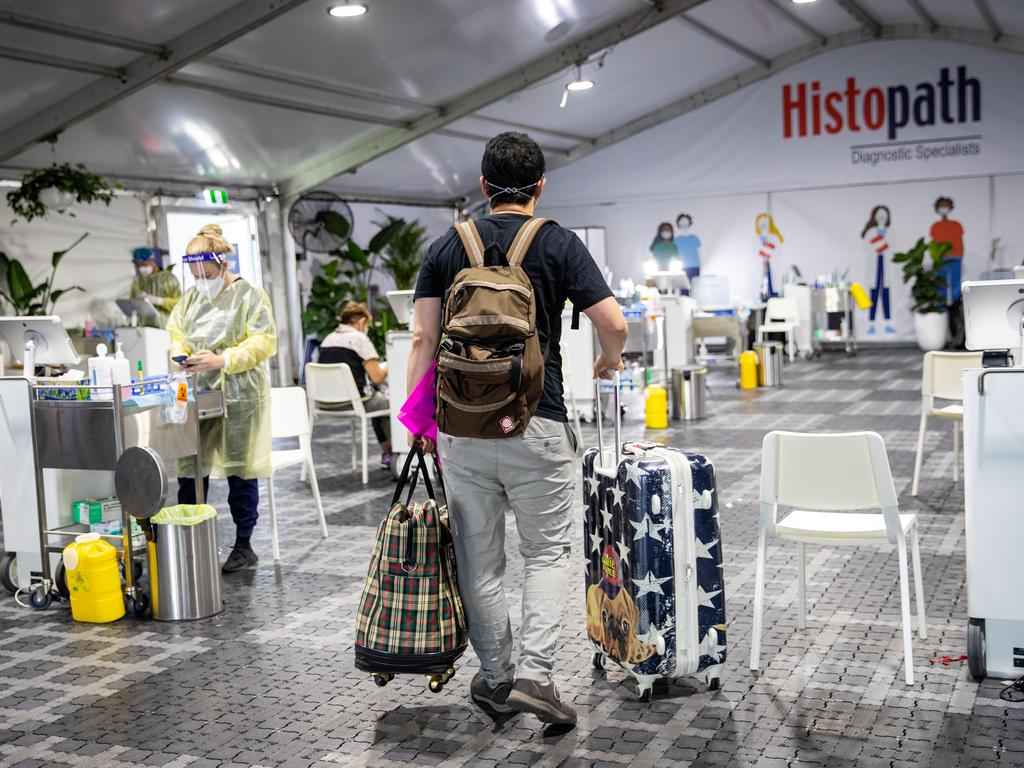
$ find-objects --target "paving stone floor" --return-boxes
[1,349,1022,767]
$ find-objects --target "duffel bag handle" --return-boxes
[391,445,437,508]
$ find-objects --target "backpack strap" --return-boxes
[455,220,486,268]
[507,218,551,269]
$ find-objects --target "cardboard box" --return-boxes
[71,497,121,525]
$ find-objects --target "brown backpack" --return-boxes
[436,217,552,438]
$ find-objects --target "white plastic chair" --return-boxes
[751,431,927,685]
[268,387,327,562]
[757,297,800,362]
[305,362,389,485]
[911,351,983,497]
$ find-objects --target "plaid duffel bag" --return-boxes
[354,447,467,687]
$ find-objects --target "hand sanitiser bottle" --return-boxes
[87,343,114,400]
[113,343,132,389]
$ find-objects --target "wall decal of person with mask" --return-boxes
[860,205,896,335]
[673,213,701,281]
[646,221,678,276]
[755,213,783,300]
[930,196,965,304]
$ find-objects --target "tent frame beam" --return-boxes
[756,0,827,44]
[974,0,1003,42]
[832,0,881,36]
[904,0,938,32]
[0,11,164,55]
[278,0,712,201]
[0,0,313,163]
[675,15,770,68]
[0,45,124,79]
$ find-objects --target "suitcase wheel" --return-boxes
[427,666,456,694]
[592,652,606,671]
[637,686,653,702]
[708,677,721,691]
[372,673,394,687]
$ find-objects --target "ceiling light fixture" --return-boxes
[327,2,368,18]
[791,0,816,4]
[560,63,594,108]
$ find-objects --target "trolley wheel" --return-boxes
[708,677,721,691]
[372,673,394,687]
[29,586,52,611]
[967,619,986,682]
[54,561,70,600]
[592,652,606,670]
[0,552,18,595]
[129,592,150,618]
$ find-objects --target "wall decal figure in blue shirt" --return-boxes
[673,213,701,281]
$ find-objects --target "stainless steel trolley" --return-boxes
[27,378,223,613]
[811,287,858,357]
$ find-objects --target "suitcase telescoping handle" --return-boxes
[594,370,622,470]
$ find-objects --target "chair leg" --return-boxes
[897,537,915,685]
[911,527,928,640]
[952,420,960,483]
[268,476,280,562]
[787,332,795,363]
[797,541,807,629]
[307,457,328,539]
[351,422,357,471]
[750,528,768,670]
[361,419,369,486]
[911,411,928,497]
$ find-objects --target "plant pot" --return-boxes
[38,187,75,211]
[914,311,947,351]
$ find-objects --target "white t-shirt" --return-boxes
[318,324,379,394]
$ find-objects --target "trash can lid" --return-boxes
[115,446,167,520]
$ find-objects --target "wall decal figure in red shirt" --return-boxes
[929,196,965,304]
[755,213,783,301]
[860,205,895,335]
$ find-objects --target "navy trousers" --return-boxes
[178,476,259,540]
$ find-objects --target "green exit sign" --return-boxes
[203,188,229,205]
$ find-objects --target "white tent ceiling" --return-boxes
[0,0,1021,206]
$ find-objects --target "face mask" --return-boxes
[659,230,672,240]
[874,213,887,226]
[136,265,154,277]
[937,207,950,216]
[195,275,224,299]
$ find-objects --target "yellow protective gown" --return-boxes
[166,278,277,479]
[129,270,182,328]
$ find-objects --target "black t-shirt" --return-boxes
[415,213,612,422]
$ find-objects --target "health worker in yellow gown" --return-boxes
[129,247,181,328]
[166,224,278,573]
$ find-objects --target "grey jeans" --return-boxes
[439,416,578,685]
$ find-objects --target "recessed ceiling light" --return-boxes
[327,3,368,18]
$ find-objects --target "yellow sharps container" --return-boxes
[645,385,669,429]
[62,533,125,623]
[739,351,758,390]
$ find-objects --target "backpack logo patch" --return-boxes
[499,416,516,434]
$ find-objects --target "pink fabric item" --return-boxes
[398,361,438,444]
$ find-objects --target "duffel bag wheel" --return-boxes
[592,652,606,670]
[428,677,444,693]
[708,677,721,691]
[372,673,393,687]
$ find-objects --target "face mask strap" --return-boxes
[485,178,540,205]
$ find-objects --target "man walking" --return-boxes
[407,132,627,729]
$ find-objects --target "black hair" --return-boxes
[934,196,954,211]
[651,222,674,250]
[676,213,692,227]
[481,132,546,208]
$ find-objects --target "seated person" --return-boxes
[317,301,393,469]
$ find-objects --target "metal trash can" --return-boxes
[147,504,222,621]
[754,342,784,388]
[671,366,708,421]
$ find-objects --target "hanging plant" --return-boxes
[6,163,116,223]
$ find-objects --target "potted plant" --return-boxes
[893,238,953,351]
[6,163,115,223]
[0,234,88,315]
[378,216,428,291]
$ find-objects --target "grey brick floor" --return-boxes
[1,350,1021,767]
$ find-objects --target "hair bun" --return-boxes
[198,224,223,238]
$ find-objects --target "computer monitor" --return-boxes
[0,316,81,373]
[115,297,159,322]
[962,280,1024,359]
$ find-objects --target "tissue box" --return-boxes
[90,518,144,546]
[72,497,121,525]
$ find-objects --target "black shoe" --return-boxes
[470,673,514,714]
[222,546,258,573]
[507,679,577,728]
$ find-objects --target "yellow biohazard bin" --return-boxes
[62,533,125,624]
[739,351,758,390]
[645,385,668,429]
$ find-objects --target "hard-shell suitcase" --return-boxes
[583,375,726,699]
